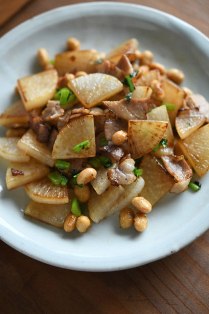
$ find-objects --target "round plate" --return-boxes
[0,2,209,271]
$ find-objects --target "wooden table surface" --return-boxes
[0,1,209,313]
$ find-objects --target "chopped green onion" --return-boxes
[124,75,135,92]
[71,198,81,216]
[55,160,71,170]
[50,59,55,65]
[130,71,138,78]
[133,168,143,177]
[160,138,168,148]
[73,140,90,153]
[60,176,69,186]
[99,136,108,147]
[48,171,68,186]
[188,181,201,192]
[125,92,132,101]
[71,174,83,187]
[164,102,176,111]
[153,138,168,152]
[99,156,112,168]
[54,87,76,108]
[88,157,101,169]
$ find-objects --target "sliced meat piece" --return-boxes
[37,123,51,143]
[48,128,58,150]
[104,118,127,140]
[57,110,72,130]
[107,157,136,186]
[42,100,64,123]
[104,98,156,120]
[185,94,209,122]
[116,55,134,76]
[96,59,124,80]
[161,155,192,186]
[103,144,125,162]
[29,111,51,143]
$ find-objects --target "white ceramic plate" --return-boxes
[0,2,209,271]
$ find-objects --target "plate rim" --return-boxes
[0,1,209,271]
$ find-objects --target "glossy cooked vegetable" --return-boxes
[0,37,209,234]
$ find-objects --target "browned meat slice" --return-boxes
[57,110,72,130]
[104,98,156,120]
[116,55,134,76]
[103,144,125,162]
[161,155,192,193]
[37,123,51,143]
[42,101,64,123]
[29,111,51,143]
[107,157,136,186]
[48,128,58,150]
[96,59,124,80]
[104,118,127,140]
[185,94,209,122]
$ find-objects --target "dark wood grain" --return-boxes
[0,1,209,313]
[0,0,32,27]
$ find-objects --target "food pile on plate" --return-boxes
[0,37,209,235]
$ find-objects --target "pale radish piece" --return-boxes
[6,128,27,138]
[89,185,124,223]
[25,201,70,228]
[89,177,144,223]
[17,69,58,111]
[132,86,152,100]
[106,38,139,63]
[6,159,49,190]
[176,124,209,176]
[55,50,101,76]
[91,167,110,195]
[140,154,174,205]
[161,79,185,126]
[147,104,174,146]
[0,100,29,127]
[175,109,206,139]
[0,137,30,162]
[25,178,69,204]
[68,73,123,108]
[128,120,168,158]
[17,129,54,167]
[52,115,96,159]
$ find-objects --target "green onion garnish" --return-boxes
[164,102,176,111]
[50,59,55,65]
[60,176,69,186]
[153,138,168,152]
[124,75,135,92]
[125,92,132,101]
[71,198,81,216]
[48,171,68,186]
[99,136,108,147]
[188,181,201,192]
[71,174,83,187]
[73,140,90,153]
[133,168,143,177]
[55,160,71,170]
[130,71,138,78]
[54,87,76,108]
[99,156,112,168]
[88,157,102,169]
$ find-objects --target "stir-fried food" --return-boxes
[1,37,209,235]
